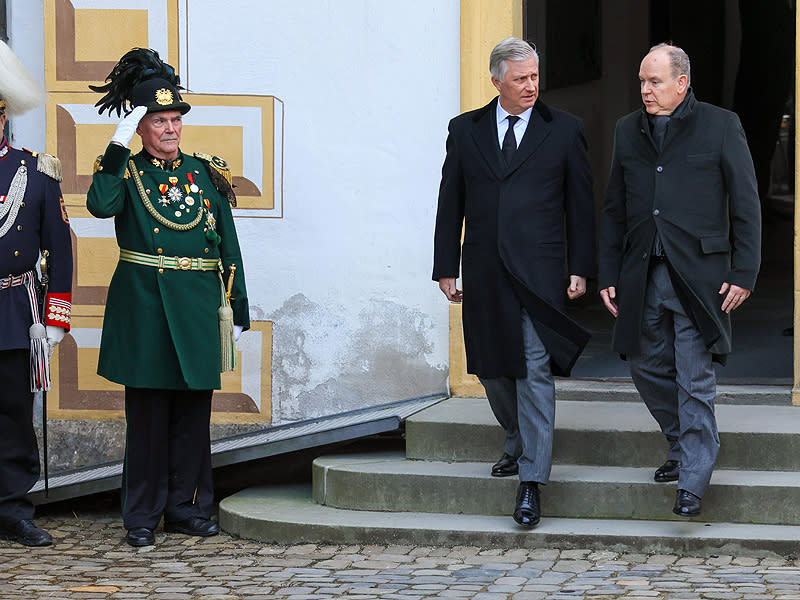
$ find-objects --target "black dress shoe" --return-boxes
[0,519,52,547]
[164,517,219,537]
[673,489,702,517]
[126,527,155,547]
[491,453,519,477]
[654,459,680,483]
[512,481,541,528]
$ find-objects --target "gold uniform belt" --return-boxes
[119,249,220,272]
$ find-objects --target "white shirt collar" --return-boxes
[496,101,533,127]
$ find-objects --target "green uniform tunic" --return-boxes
[87,143,249,390]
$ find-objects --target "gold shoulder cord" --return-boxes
[128,160,205,231]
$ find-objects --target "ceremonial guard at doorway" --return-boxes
[86,48,249,546]
[0,41,72,546]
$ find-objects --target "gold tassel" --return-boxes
[218,304,235,372]
[218,264,237,372]
[37,153,63,182]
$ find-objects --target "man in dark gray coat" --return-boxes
[433,37,595,528]
[598,44,761,517]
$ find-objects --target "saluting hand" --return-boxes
[111,105,147,148]
[719,282,751,313]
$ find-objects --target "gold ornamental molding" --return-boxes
[44,0,181,93]
[49,317,273,424]
[42,0,281,422]
[45,92,284,219]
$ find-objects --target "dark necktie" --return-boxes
[652,115,669,151]
[502,115,520,164]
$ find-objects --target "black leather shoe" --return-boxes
[512,481,541,528]
[491,453,519,477]
[0,519,52,547]
[654,459,680,482]
[673,489,702,517]
[164,517,219,537]
[126,527,155,547]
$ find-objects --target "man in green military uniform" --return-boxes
[86,48,249,547]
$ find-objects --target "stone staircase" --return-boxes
[219,382,800,556]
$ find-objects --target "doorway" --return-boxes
[522,0,796,383]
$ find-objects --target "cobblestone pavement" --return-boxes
[1,507,799,599]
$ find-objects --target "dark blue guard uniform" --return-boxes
[0,137,72,529]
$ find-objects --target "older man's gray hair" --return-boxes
[649,42,691,85]
[490,37,539,82]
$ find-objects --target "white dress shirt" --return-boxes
[496,102,533,149]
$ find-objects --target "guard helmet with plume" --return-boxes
[89,47,190,116]
[0,40,48,117]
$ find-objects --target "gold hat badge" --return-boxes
[155,88,174,105]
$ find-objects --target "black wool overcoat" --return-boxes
[598,90,761,359]
[433,98,596,378]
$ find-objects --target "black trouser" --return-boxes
[122,387,213,530]
[0,350,38,523]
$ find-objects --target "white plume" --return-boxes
[0,40,48,116]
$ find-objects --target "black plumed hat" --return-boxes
[89,48,191,116]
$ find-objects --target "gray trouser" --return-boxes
[629,261,719,497]
[480,309,555,483]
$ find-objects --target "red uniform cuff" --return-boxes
[45,293,71,330]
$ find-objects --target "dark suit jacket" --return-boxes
[433,98,596,378]
[598,89,761,358]
[0,142,72,351]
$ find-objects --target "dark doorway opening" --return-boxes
[524,0,795,383]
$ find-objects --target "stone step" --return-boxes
[554,380,791,405]
[406,398,800,471]
[219,483,800,556]
[310,452,800,526]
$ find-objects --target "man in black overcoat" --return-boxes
[598,44,761,517]
[433,37,595,528]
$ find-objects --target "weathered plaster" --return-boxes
[270,294,447,422]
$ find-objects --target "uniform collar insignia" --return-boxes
[140,148,183,171]
[0,138,8,162]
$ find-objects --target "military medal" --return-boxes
[167,187,183,203]
[185,196,195,206]
[158,184,170,206]
[187,172,199,193]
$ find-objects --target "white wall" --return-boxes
[7,0,46,150]
[184,1,459,420]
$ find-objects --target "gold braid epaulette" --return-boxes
[23,149,62,182]
[194,152,236,207]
